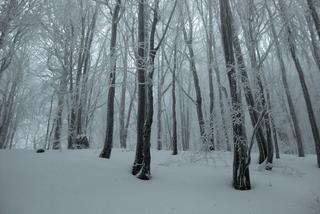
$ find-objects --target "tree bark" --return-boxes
[207,0,216,149]
[53,81,66,150]
[220,0,251,190]
[119,31,129,149]
[100,0,121,159]
[132,0,146,176]
[172,41,178,155]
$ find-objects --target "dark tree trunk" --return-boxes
[267,89,280,159]
[265,100,274,170]
[207,0,215,150]
[137,0,176,179]
[172,41,178,156]
[132,0,146,176]
[220,0,251,190]
[100,0,121,159]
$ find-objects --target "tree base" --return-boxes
[99,150,111,159]
[265,162,273,171]
[36,149,45,153]
[131,163,142,176]
[137,164,151,180]
[233,184,251,190]
[137,172,150,180]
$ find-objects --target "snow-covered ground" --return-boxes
[0,149,319,214]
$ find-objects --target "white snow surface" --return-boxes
[0,149,320,214]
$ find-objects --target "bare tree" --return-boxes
[278,0,320,167]
[220,0,251,190]
[266,2,305,157]
[100,0,122,159]
[181,0,207,149]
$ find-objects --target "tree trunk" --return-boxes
[119,31,129,149]
[100,0,121,159]
[53,81,65,150]
[220,0,251,190]
[156,53,165,150]
[124,80,137,148]
[207,0,216,150]
[172,41,178,155]
[45,95,54,150]
[132,0,146,176]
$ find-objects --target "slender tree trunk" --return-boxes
[264,86,274,170]
[45,95,54,150]
[207,0,216,150]
[124,81,137,146]
[172,41,178,155]
[267,88,280,159]
[179,68,190,151]
[119,33,128,149]
[100,0,121,159]
[157,53,164,150]
[53,80,66,150]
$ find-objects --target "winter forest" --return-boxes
[0,0,320,213]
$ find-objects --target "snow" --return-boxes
[0,149,319,214]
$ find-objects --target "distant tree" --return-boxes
[278,0,320,168]
[265,2,304,157]
[172,33,178,156]
[181,0,207,150]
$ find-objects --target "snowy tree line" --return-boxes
[0,0,320,189]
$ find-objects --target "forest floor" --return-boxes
[0,149,320,214]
